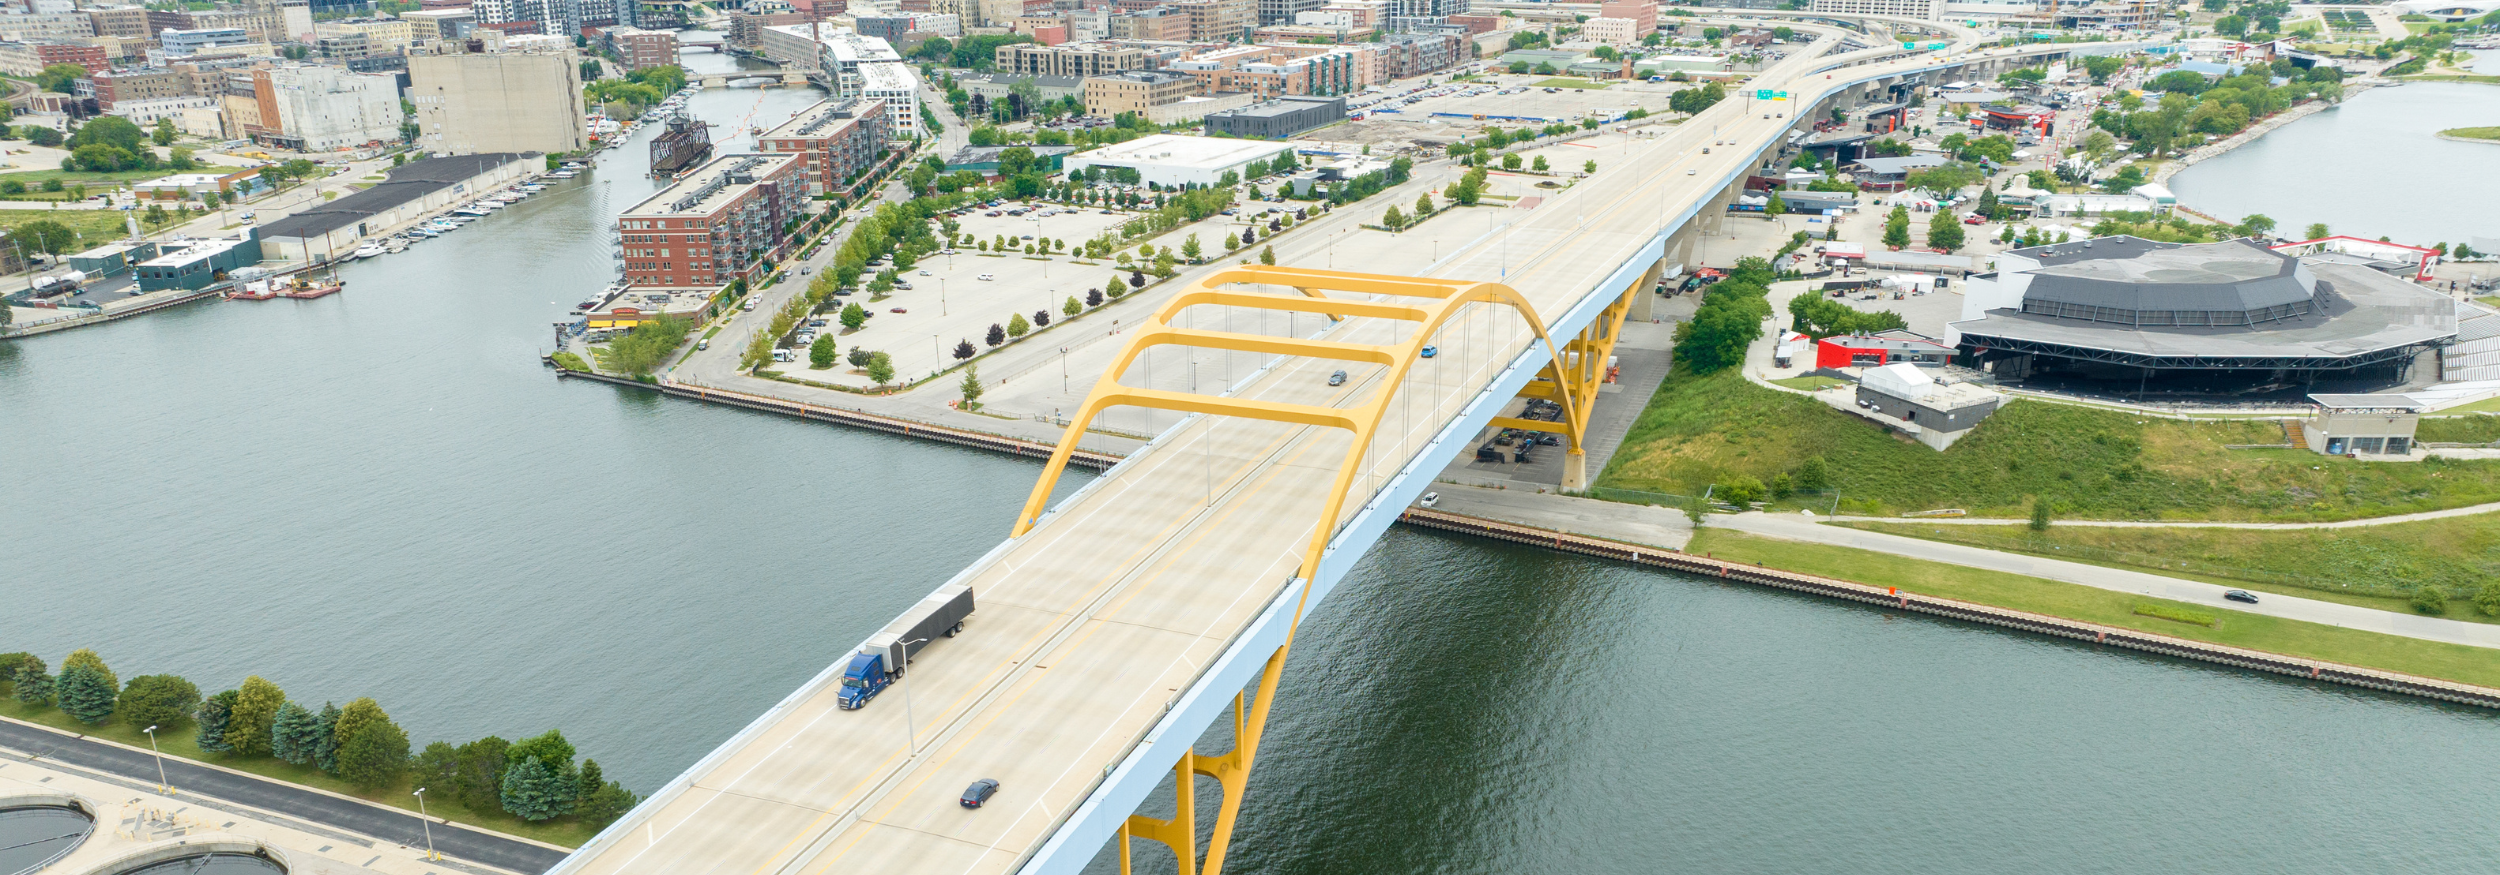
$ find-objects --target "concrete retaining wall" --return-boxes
[1398,508,2500,709]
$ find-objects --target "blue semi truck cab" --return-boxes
[837,583,975,710]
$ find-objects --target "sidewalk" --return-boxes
[1714,511,2500,650]
[0,717,564,873]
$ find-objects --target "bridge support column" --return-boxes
[1490,262,1656,493]
[1119,646,1286,875]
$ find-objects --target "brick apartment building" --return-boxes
[91,68,191,109]
[1169,43,1356,98]
[618,153,808,290]
[607,26,677,69]
[756,96,890,196]
[36,42,106,71]
[994,41,1144,77]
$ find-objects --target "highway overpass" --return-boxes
[553,22,2138,875]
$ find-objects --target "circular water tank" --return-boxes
[116,853,284,875]
[0,803,94,875]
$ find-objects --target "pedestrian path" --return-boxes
[1716,512,2500,650]
[1834,498,2500,529]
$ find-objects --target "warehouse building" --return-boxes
[1854,362,2004,450]
[1203,94,1345,138]
[1062,134,1295,188]
[259,153,534,263]
[136,230,262,291]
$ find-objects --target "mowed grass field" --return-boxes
[1687,529,2500,689]
[1597,371,2500,521]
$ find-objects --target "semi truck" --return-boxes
[837,583,975,710]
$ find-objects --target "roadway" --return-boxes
[0,718,565,874]
[557,23,2110,875]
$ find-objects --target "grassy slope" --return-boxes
[1687,528,2500,689]
[2440,126,2500,140]
[0,207,137,242]
[1841,518,2500,617]
[1596,370,2500,521]
[0,701,598,848]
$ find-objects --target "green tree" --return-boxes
[67,115,145,153]
[1765,192,1787,218]
[454,736,513,814]
[272,701,320,764]
[809,335,837,368]
[840,302,868,331]
[2304,222,2329,240]
[152,117,176,146]
[415,742,461,793]
[577,780,641,831]
[194,689,237,752]
[865,352,895,386]
[1882,205,1913,249]
[960,365,983,410]
[333,698,389,753]
[501,757,570,820]
[2474,580,2500,617]
[1006,312,1030,338]
[115,675,199,731]
[1181,234,1202,262]
[312,701,342,773]
[33,63,85,94]
[2029,496,2052,531]
[1062,296,1082,317]
[59,649,115,690]
[1584,160,1597,174]
[1927,210,1965,253]
[1383,204,1405,229]
[227,676,285,757]
[1259,245,1275,265]
[2411,585,2448,615]
[1531,155,1548,172]
[337,719,409,791]
[2239,213,2276,236]
[1795,456,1832,492]
[56,664,116,724]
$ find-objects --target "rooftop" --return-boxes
[2310,393,2425,411]
[2019,237,2309,315]
[1209,95,1343,120]
[1955,260,2457,364]
[259,153,527,240]
[624,153,799,217]
[757,97,880,140]
[1075,133,1293,168]
[857,61,915,92]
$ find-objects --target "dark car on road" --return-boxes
[2223,590,2259,604]
[1329,370,1347,386]
[961,779,1000,809]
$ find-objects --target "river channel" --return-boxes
[2167,77,2500,246]
[5,45,2497,874]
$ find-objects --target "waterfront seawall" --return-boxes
[1398,508,2500,710]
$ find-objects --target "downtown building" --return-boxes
[756,96,891,197]
[408,40,588,154]
[245,64,404,151]
[618,153,808,291]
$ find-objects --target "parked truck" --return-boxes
[837,583,975,710]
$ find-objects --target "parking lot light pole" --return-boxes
[142,725,171,794]
[413,788,439,861]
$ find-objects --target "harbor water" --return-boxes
[5,44,2498,874]
[2168,79,2500,246]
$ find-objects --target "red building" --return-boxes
[36,43,107,73]
[618,153,809,290]
[1815,334,1953,369]
[608,27,680,71]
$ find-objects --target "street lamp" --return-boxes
[899,637,928,755]
[412,788,439,861]
[141,725,171,795]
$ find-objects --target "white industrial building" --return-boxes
[261,64,405,152]
[1062,134,1295,188]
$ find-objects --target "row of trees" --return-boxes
[1787,294,1907,339]
[2,651,640,829]
[1670,257,1777,375]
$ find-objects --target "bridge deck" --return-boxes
[555,27,2113,875]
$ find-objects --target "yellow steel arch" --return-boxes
[1011,265,1576,875]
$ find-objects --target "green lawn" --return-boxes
[1531,78,1608,90]
[0,701,600,848]
[1843,518,2500,615]
[2439,126,2500,141]
[1596,370,2500,521]
[1686,528,2500,689]
[1769,375,1846,390]
[0,167,179,188]
[0,208,143,246]
[2415,414,2500,441]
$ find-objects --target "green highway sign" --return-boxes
[1927,41,1950,49]
[1756,89,1774,99]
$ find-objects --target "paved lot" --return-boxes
[0,719,565,874]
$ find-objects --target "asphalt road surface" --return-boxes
[0,719,567,874]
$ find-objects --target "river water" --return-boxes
[2168,78,2500,246]
[6,45,2498,874]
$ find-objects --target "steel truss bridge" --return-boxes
[550,21,2134,875]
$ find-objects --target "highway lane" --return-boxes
[556,23,2119,875]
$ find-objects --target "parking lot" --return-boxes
[785,198,1279,388]
[1328,73,1696,149]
